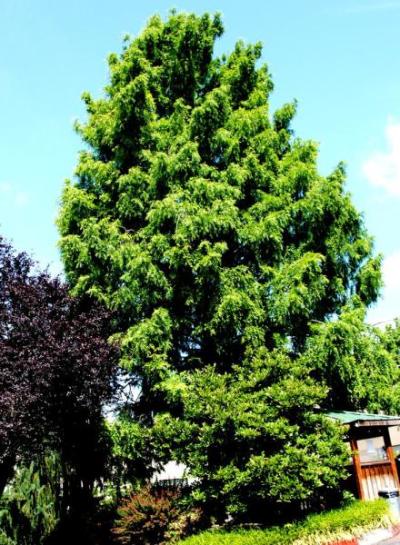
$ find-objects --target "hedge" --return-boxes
[178,499,392,545]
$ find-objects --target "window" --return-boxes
[357,436,387,463]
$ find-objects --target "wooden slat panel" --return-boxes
[375,466,381,497]
[366,467,373,499]
[363,466,369,499]
[373,466,380,497]
[360,462,397,499]
[370,466,376,498]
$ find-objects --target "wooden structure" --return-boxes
[327,411,400,500]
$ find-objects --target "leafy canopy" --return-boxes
[155,349,348,518]
[0,236,117,500]
[303,305,400,412]
[58,11,384,517]
[58,10,381,403]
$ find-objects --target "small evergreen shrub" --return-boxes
[0,456,59,545]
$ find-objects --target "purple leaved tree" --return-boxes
[0,236,117,506]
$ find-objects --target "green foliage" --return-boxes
[58,9,381,385]
[381,318,400,365]
[0,455,60,545]
[177,499,391,545]
[155,349,348,519]
[105,416,155,501]
[57,10,388,519]
[303,303,400,412]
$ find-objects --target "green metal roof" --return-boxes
[326,410,400,426]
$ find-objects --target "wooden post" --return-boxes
[383,426,400,489]
[350,437,364,500]
[387,446,400,488]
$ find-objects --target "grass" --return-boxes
[178,499,393,545]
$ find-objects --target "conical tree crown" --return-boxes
[58,11,381,399]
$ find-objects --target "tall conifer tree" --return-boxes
[58,12,384,518]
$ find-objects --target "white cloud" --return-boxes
[367,250,400,325]
[363,119,400,196]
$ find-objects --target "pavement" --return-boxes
[376,530,400,544]
[357,526,400,545]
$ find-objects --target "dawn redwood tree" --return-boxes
[58,12,385,517]
[0,236,117,503]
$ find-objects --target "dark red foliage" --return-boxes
[0,236,118,495]
[113,486,204,545]
[113,487,181,545]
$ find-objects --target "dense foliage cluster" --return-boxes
[304,305,400,412]
[58,11,381,399]
[56,11,393,519]
[155,349,348,519]
[177,499,391,545]
[113,487,180,545]
[0,236,117,508]
[0,455,60,545]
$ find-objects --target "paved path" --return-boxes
[376,530,400,544]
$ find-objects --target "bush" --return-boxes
[113,486,197,545]
[176,499,391,545]
[0,456,60,545]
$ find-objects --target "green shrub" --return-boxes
[177,499,391,545]
[0,455,60,545]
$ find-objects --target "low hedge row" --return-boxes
[178,499,392,545]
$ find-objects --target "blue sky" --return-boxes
[1,0,400,323]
